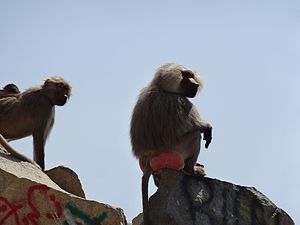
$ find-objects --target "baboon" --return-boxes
[3,83,20,93]
[130,63,212,225]
[0,83,20,98]
[0,76,71,170]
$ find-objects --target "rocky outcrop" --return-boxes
[133,169,294,225]
[0,150,127,225]
[0,147,294,225]
[45,166,86,198]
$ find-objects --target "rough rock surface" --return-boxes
[45,166,86,198]
[0,150,127,225]
[134,169,294,225]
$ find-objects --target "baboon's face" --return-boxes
[180,70,199,98]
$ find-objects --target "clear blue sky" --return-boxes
[1,0,299,223]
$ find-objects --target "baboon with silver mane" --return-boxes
[130,63,212,225]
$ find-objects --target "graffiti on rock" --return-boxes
[63,203,107,225]
[0,184,107,225]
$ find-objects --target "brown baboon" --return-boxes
[130,63,212,225]
[0,83,20,98]
[0,76,71,170]
[3,83,20,93]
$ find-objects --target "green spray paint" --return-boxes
[63,203,107,225]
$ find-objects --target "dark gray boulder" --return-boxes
[145,169,294,225]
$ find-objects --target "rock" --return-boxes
[138,169,294,225]
[0,151,127,225]
[132,213,143,225]
[45,166,86,198]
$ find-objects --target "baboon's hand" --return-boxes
[203,126,212,148]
